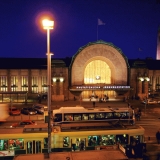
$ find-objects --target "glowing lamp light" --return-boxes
[42,19,54,29]
[53,78,56,82]
[139,77,144,81]
[138,77,150,82]
[145,77,150,81]
[60,77,64,82]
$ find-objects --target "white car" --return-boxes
[142,99,158,104]
[148,100,158,104]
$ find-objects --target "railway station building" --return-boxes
[0,40,159,102]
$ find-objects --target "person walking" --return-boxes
[79,140,84,151]
[72,138,77,151]
[156,130,160,144]
[93,101,95,107]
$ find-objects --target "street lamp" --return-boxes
[42,19,54,154]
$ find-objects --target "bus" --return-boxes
[53,106,135,125]
[0,123,145,158]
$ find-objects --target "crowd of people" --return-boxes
[72,139,85,151]
[128,103,142,121]
[135,107,142,121]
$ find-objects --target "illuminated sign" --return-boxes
[75,86,130,90]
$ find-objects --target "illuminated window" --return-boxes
[116,134,128,144]
[0,140,8,150]
[11,76,18,91]
[44,138,48,148]
[130,135,140,145]
[84,60,111,84]
[31,76,38,93]
[89,113,95,120]
[88,135,115,146]
[42,76,47,93]
[0,76,7,91]
[21,76,28,91]
[63,137,69,147]
[9,138,24,150]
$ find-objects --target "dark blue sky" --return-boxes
[0,0,160,59]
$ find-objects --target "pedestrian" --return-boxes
[138,108,141,120]
[72,139,76,151]
[93,101,95,107]
[135,108,141,121]
[79,140,84,151]
[38,94,41,104]
[156,130,160,144]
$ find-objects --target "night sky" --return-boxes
[0,0,160,59]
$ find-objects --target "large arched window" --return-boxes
[84,60,111,84]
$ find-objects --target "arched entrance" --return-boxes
[84,60,111,84]
[69,41,130,101]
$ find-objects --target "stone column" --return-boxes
[28,70,31,93]
[143,80,148,95]
[144,81,148,94]
[152,76,156,92]
[137,80,142,94]
[38,76,41,93]
[59,81,64,95]
[7,70,11,92]
[17,70,21,91]
[52,79,56,95]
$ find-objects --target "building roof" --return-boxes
[128,58,160,70]
[70,40,130,69]
[0,57,160,70]
[0,58,66,69]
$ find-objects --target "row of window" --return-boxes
[0,135,141,151]
[63,135,140,148]
[54,112,133,122]
[0,76,47,93]
[0,139,24,151]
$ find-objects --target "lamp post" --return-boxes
[42,19,54,154]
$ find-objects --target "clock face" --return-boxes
[96,75,100,80]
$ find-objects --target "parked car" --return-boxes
[142,99,158,104]
[33,104,48,114]
[42,94,47,100]
[148,100,158,104]
[21,107,37,115]
[9,107,20,115]
[10,120,37,128]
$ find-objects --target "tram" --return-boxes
[0,123,144,158]
[53,106,135,125]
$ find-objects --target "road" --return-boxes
[1,99,160,159]
[3,99,160,138]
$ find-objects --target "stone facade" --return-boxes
[0,41,159,102]
[71,43,128,86]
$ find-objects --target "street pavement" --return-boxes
[10,99,160,139]
[7,99,160,159]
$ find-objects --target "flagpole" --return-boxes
[97,18,105,40]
